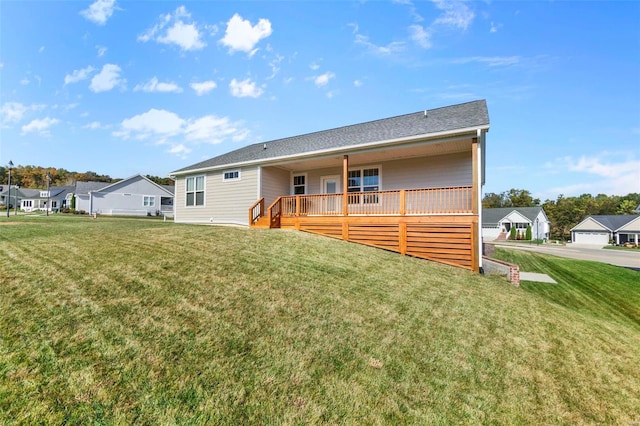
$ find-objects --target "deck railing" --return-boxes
[277,186,472,217]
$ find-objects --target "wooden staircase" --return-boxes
[251,215,272,229]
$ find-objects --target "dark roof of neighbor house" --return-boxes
[162,184,175,195]
[575,215,640,232]
[482,207,545,226]
[172,100,489,174]
[75,181,111,196]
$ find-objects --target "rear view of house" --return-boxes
[171,100,489,271]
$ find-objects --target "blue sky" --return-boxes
[1,0,638,200]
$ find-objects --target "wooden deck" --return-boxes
[249,186,479,271]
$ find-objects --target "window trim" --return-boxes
[222,169,241,182]
[347,165,381,205]
[185,175,206,208]
[143,195,156,207]
[291,173,307,195]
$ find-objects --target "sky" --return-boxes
[0,0,638,201]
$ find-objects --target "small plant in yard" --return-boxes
[525,224,532,240]
[509,226,517,240]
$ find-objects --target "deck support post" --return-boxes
[342,155,349,241]
[342,155,349,217]
[471,137,480,272]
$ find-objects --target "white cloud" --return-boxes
[313,72,335,87]
[220,13,272,55]
[1,102,28,124]
[90,64,125,92]
[20,78,30,85]
[409,24,431,49]
[190,81,217,96]
[115,108,250,156]
[546,153,640,196]
[83,121,104,130]
[21,117,59,136]
[355,34,406,55]
[309,62,321,71]
[96,45,108,57]
[138,6,205,51]
[354,80,363,87]
[134,77,183,93]
[229,78,264,98]
[115,109,184,141]
[185,115,247,143]
[432,0,475,30]
[490,22,502,33]
[168,143,192,158]
[80,0,117,26]
[451,56,521,67]
[64,65,95,85]
[39,46,45,53]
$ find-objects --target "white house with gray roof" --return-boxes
[571,215,640,245]
[482,207,550,241]
[170,100,489,272]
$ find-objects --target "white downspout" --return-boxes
[477,128,484,271]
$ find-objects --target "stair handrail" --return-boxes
[248,197,265,225]
[267,197,282,228]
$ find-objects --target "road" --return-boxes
[490,242,640,270]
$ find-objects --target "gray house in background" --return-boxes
[482,207,550,241]
[88,174,174,216]
[571,215,640,245]
[74,181,111,213]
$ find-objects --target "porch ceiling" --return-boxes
[272,137,472,172]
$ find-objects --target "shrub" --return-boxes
[525,224,532,240]
[509,226,517,240]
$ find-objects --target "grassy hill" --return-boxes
[1,216,638,424]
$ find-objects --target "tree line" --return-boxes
[0,165,173,189]
[483,189,640,240]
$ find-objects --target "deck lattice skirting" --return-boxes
[251,186,479,271]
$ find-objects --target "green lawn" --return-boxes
[1,216,639,424]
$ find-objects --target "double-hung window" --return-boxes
[293,174,306,195]
[143,196,155,207]
[348,167,379,204]
[186,175,205,207]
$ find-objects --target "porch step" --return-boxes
[495,232,508,241]
[251,215,272,229]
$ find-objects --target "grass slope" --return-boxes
[0,216,639,424]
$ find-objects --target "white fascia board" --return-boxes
[170,125,489,177]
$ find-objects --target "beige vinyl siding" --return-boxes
[572,217,608,231]
[617,217,640,232]
[382,152,471,190]
[175,167,259,225]
[261,167,290,206]
[300,152,471,195]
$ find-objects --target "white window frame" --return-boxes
[185,175,205,207]
[223,169,241,182]
[292,173,307,195]
[143,195,156,207]
[347,165,381,204]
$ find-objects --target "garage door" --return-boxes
[574,232,609,245]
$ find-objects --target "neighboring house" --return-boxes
[571,215,640,245]
[88,174,174,216]
[482,207,550,241]
[19,186,75,213]
[74,181,111,213]
[0,185,23,209]
[170,100,490,272]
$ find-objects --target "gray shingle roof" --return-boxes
[482,207,544,226]
[75,181,111,196]
[583,215,639,231]
[172,100,489,174]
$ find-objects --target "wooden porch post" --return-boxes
[471,137,479,272]
[342,155,349,241]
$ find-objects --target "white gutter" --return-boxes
[170,125,489,176]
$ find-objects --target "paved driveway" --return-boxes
[491,242,640,269]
